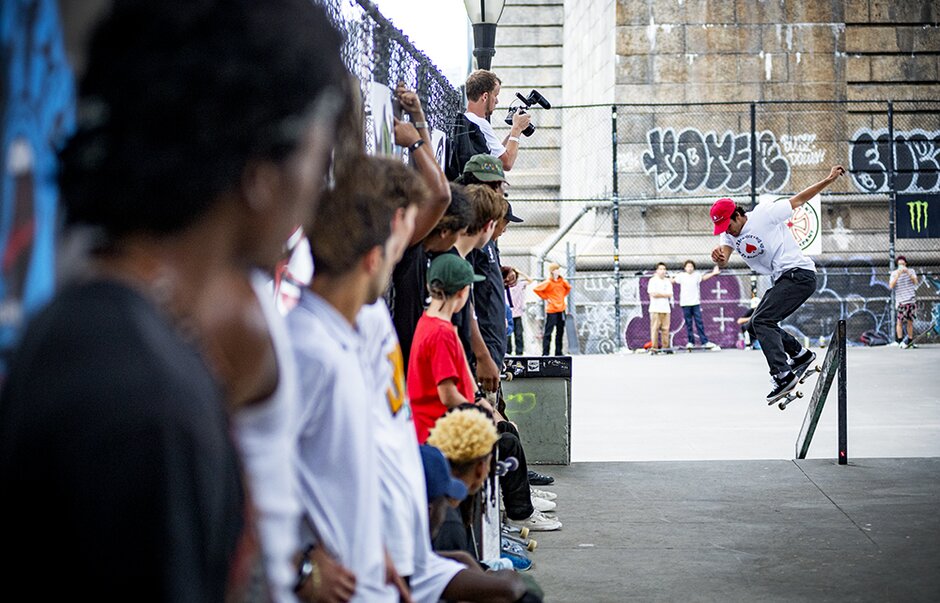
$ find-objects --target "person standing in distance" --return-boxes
[889,255,919,348]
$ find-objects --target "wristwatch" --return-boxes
[408,139,425,153]
[293,544,318,593]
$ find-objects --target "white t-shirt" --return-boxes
[891,267,918,305]
[232,271,301,603]
[357,301,463,602]
[673,272,703,307]
[289,292,397,603]
[464,111,506,158]
[647,276,673,313]
[720,200,816,282]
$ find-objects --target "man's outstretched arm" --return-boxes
[790,165,845,209]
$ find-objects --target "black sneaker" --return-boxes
[766,372,798,404]
[527,470,554,486]
[788,349,816,377]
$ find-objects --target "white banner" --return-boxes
[431,129,446,171]
[759,193,822,256]
[366,81,394,156]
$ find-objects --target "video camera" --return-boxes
[504,89,551,137]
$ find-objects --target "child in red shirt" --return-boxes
[408,254,485,443]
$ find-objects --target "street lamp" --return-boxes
[463,0,505,71]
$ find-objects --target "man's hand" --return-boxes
[828,165,846,182]
[300,546,356,603]
[385,550,413,603]
[711,246,727,265]
[394,83,424,118]
[393,117,421,148]
[476,353,501,393]
[510,111,531,135]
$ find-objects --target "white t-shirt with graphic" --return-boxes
[891,267,918,305]
[358,301,463,601]
[673,272,703,307]
[464,111,506,158]
[647,276,673,313]
[720,200,815,282]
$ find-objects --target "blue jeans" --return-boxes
[682,305,708,345]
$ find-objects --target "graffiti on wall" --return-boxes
[642,127,791,193]
[1,0,75,371]
[849,128,940,193]
[562,263,938,354]
[780,133,827,167]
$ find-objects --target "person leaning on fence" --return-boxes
[711,165,846,402]
[889,255,920,348]
[671,260,721,349]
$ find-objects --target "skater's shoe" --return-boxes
[530,487,557,501]
[705,341,720,350]
[766,372,798,404]
[686,342,695,349]
[527,470,554,486]
[788,349,816,376]
[509,509,562,532]
[531,496,556,513]
[906,341,918,349]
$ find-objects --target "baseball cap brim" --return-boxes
[713,218,730,235]
[505,202,523,223]
[470,171,506,183]
[445,477,468,501]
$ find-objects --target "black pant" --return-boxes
[508,316,524,355]
[751,268,816,375]
[497,421,534,521]
[542,312,565,356]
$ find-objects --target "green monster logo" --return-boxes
[908,200,929,233]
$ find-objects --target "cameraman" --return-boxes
[464,69,530,171]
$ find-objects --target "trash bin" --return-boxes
[501,356,572,465]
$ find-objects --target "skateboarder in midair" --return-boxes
[710,165,846,403]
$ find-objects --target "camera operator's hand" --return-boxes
[510,111,531,136]
[394,83,424,119]
[393,117,421,148]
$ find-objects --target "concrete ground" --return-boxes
[522,345,940,601]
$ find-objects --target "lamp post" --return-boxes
[463,0,505,71]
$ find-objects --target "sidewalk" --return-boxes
[528,458,940,602]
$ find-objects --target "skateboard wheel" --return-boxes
[519,527,529,539]
[778,402,786,410]
[796,391,804,398]
[527,539,537,551]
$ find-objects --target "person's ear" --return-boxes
[363,245,385,275]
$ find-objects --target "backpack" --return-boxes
[859,329,890,346]
[445,113,491,181]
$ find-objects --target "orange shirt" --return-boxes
[532,277,571,314]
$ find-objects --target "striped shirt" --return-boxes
[892,268,918,305]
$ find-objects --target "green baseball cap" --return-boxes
[462,154,506,183]
[427,253,485,295]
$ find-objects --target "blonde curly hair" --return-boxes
[427,408,498,464]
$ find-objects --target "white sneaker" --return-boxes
[685,342,694,349]
[705,342,720,350]
[531,496,556,512]
[531,487,557,501]
[510,510,562,532]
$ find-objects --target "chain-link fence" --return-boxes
[500,100,940,351]
[317,0,462,141]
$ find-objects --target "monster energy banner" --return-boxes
[897,194,940,239]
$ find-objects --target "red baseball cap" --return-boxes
[710,198,736,235]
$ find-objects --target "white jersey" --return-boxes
[673,272,703,307]
[232,271,301,603]
[720,200,815,282]
[358,301,463,602]
[464,111,506,158]
[289,292,397,603]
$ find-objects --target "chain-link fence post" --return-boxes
[749,101,757,209]
[887,100,897,314]
[611,104,621,350]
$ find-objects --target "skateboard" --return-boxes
[503,523,530,540]
[775,364,822,410]
[501,537,533,571]
[502,526,537,551]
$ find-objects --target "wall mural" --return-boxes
[849,128,940,193]
[642,127,791,193]
[1,0,75,373]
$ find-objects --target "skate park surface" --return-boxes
[526,345,940,601]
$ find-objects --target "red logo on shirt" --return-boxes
[745,243,758,254]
